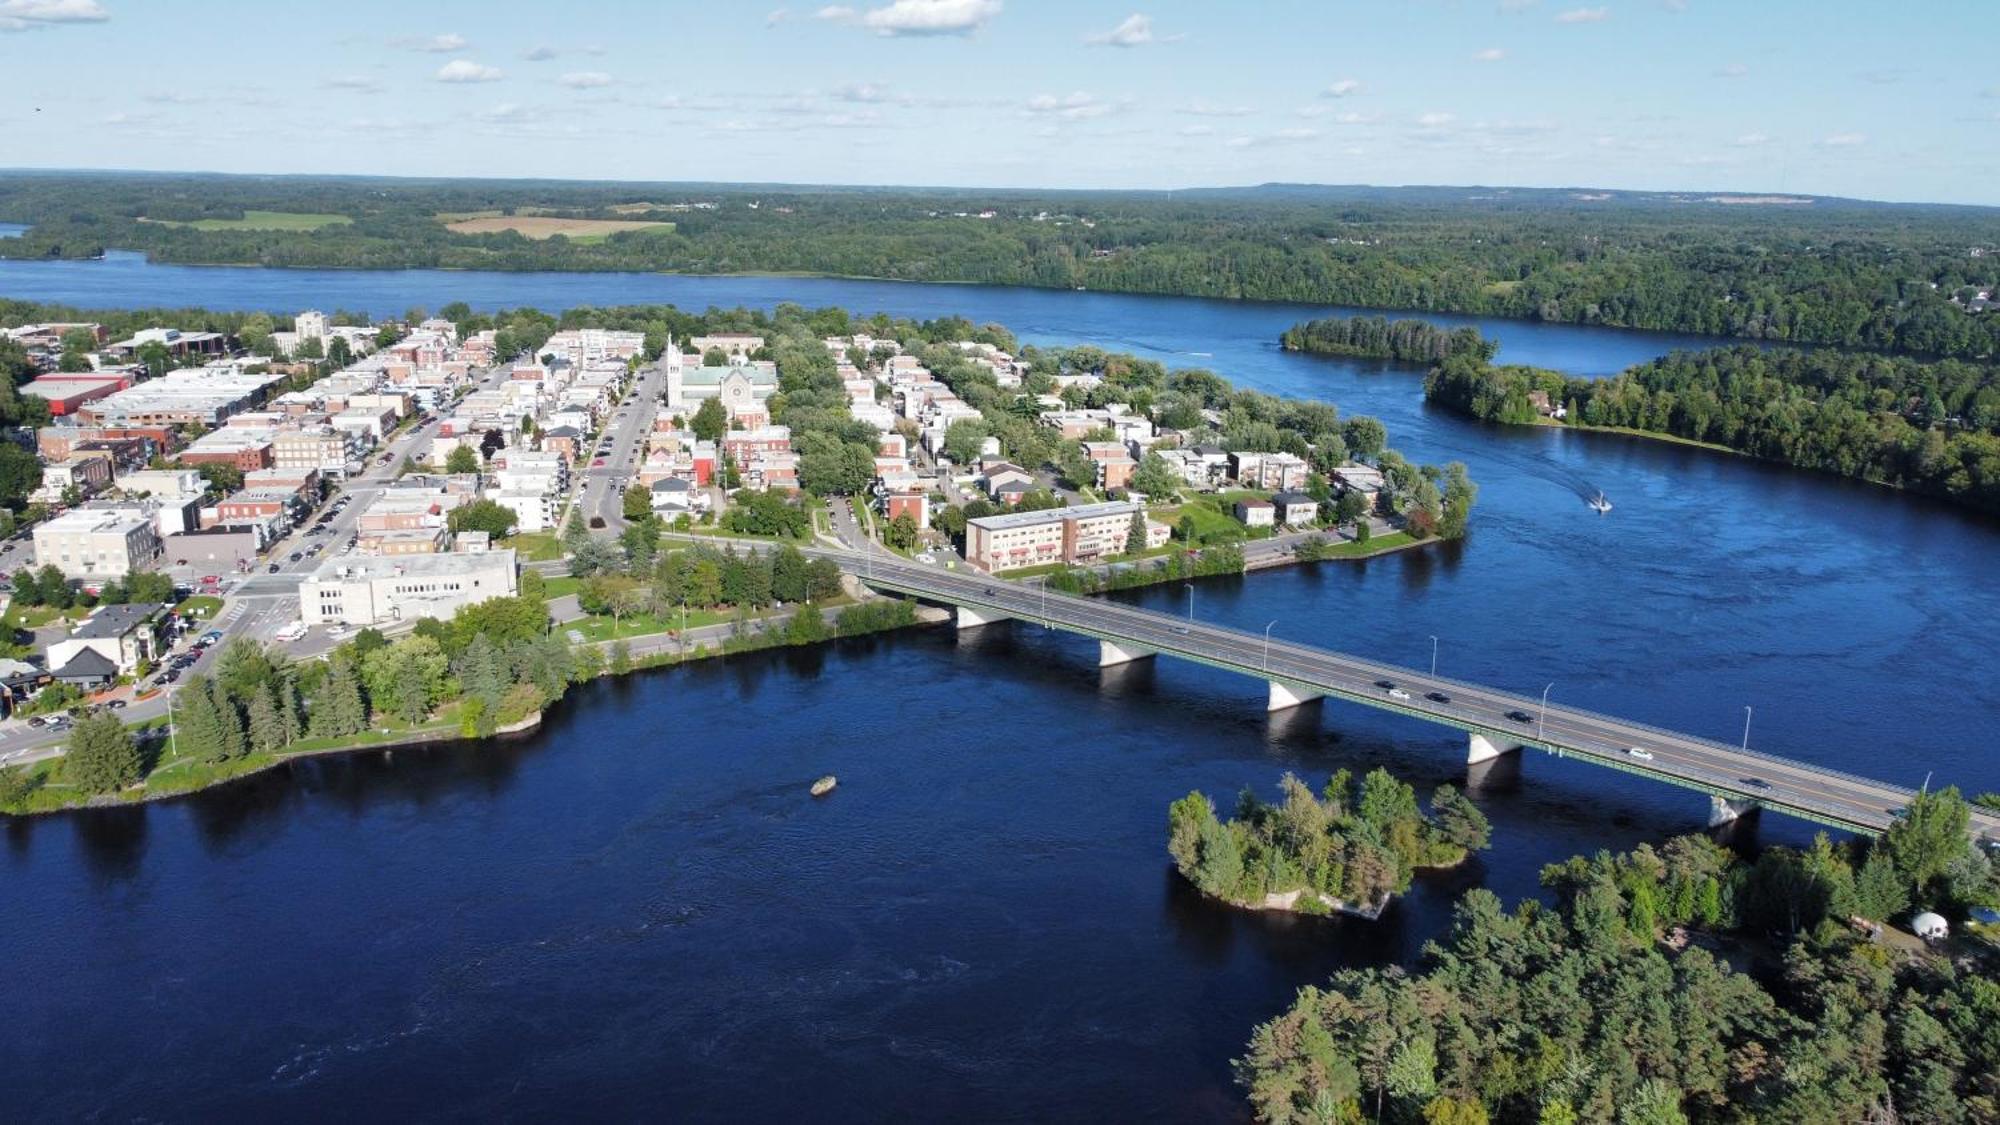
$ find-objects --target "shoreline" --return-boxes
[1,532,1438,817]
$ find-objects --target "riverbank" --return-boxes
[0,597,936,817]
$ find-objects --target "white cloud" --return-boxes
[1554,6,1609,22]
[1416,112,1457,127]
[411,32,467,52]
[436,59,504,83]
[560,71,614,89]
[1226,128,1318,149]
[1713,62,1747,79]
[834,81,890,102]
[766,7,789,26]
[0,0,107,30]
[1474,47,1506,61]
[1820,131,1866,147]
[1026,91,1116,120]
[1733,131,1769,146]
[522,45,558,61]
[823,0,1002,36]
[1088,13,1178,47]
[1322,78,1364,98]
[1177,100,1253,117]
[324,75,385,93]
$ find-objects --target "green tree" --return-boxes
[361,636,451,725]
[65,711,143,792]
[36,564,71,610]
[246,682,288,755]
[309,657,369,738]
[1124,510,1147,555]
[608,639,632,675]
[690,397,728,444]
[622,484,654,522]
[447,498,518,538]
[942,418,990,464]
[1129,452,1182,500]
[444,444,482,475]
[1883,787,1971,901]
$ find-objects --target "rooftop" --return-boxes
[968,499,1141,531]
[304,548,516,583]
[72,602,167,639]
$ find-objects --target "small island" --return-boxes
[1167,768,1491,917]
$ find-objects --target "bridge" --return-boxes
[838,550,2000,842]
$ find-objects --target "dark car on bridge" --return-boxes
[1505,710,1533,723]
[1425,691,1451,704]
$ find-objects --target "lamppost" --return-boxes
[1263,620,1278,673]
[1538,682,1554,740]
[679,599,688,663]
[1184,583,1194,622]
[1429,635,1439,678]
[1740,705,1752,752]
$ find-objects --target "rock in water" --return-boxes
[810,775,838,797]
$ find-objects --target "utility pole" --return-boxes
[1539,682,1554,740]
[1429,635,1438,677]
[1263,620,1277,673]
[1741,705,1752,752]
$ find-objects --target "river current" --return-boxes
[2,251,1996,1120]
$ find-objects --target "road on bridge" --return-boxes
[840,547,2000,843]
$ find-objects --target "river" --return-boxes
[3,254,1997,1120]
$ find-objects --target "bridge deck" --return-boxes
[842,551,2000,842]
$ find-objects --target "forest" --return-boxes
[3,173,1998,360]
[1422,344,2000,514]
[1238,787,2000,1124]
[1281,315,1497,365]
[1168,770,1490,916]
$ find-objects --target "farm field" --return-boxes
[143,210,352,231]
[439,215,675,242]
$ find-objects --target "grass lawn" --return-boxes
[1160,500,1254,545]
[440,215,675,240]
[149,210,352,232]
[174,595,225,620]
[505,531,565,562]
[2,603,81,631]
[1316,530,1417,558]
[540,575,581,600]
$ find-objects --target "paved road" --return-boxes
[571,361,662,533]
[842,548,2000,843]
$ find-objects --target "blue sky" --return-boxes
[7,0,1998,205]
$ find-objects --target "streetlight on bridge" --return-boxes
[1184,583,1194,622]
[1741,705,1752,752]
[1429,635,1439,677]
[1539,682,1554,740]
[1263,620,1278,673]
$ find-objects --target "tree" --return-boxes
[444,443,482,475]
[447,498,518,539]
[1882,787,1971,901]
[309,658,368,738]
[1129,452,1182,500]
[361,636,451,725]
[0,444,39,508]
[246,682,288,755]
[36,564,71,609]
[174,676,244,764]
[942,418,989,464]
[884,511,919,551]
[622,484,654,522]
[1124,510,1147,555]
[1342,416,1387,461]
[326,335,353,368]
[10,567,39,607]
[608,639,632,675]
[691,397,728,444]
[64,710,141,793]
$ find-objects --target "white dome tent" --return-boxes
[1911,911,1949,940]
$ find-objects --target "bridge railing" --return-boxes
[864,563,1951,813]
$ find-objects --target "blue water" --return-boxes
[2,255,1997,1120]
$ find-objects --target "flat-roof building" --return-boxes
[298,549,518,626]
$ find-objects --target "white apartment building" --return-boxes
[33,507,163,579]
[299,549,518,626]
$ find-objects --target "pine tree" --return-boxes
[215,685,248,760]
[310,659,367,739]
[279,678,305,746]
[64,711,142,793]
[1124,511,1147,555]
[247,683,286,756]
[609,640,632,675]
[174,676,228,763]
[456,632,505,703]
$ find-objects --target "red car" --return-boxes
[592,457,607,467]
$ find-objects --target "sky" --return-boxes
[5,0,1998,206]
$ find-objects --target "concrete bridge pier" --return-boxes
[1267,681,1325,712]
[1098,639,1156,667]
[1467,732,1524,765]
[1708,795,1761,828]
[955,605,1008,630]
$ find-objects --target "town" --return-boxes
[0,303,1453,795]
